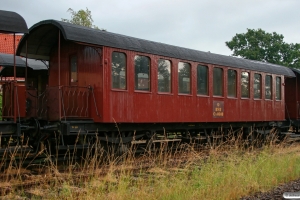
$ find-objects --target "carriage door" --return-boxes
[62,55,80,118]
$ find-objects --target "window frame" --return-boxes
[178,61,191,95]
[276,76,281,100]
[227,69,237,98]
[134,55,151,92]
[265,75,272,100]
[213,67,223,97]
[111,51,127,90]
[70,54,78,85]
[197,65,209,96]
[241,71,250,99]
[157,59,172,93]
[254,73,262,99]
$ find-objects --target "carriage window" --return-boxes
[158,59,171,93]
[70,55,78,83]
[112,52,126,89]
[213,67,223,96]
[227,69,236,97]
[276,77,281,100]
[241,72,249,98]
[178,62,191,94]
[135,55,150,91]
[197,65,208,95]
[254,73,262,99]
[265,75,272,100]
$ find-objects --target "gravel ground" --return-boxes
[241,178,300,200]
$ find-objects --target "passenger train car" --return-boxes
[0,9,299,154]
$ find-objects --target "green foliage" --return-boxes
[226,28,300,68]
[61,8,102,30]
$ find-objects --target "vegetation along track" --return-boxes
[0,126,299,197]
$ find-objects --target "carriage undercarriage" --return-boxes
[0,118,297,161]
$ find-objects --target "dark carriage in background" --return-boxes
[0,10,29,152]
[0,10,28,121]
[0,53,48,154]
[0,10,48,154]
[0,53,48,119]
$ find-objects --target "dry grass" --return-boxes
[0,128,300,199]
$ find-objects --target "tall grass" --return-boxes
[1,130,300,199]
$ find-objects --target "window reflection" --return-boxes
[158,59,171,93]
[241,72,249,98]
[227,69,236,97]
[70,55,77,83]
[276,77,281,100]
[178,62,191,94]
[112,52,126,89]
[265,75,272,100]
[213,68,223,96]
[135,55,150,91]
[254,73,261,99]
[197,65,208,95]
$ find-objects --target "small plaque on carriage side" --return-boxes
[213,101,224,118]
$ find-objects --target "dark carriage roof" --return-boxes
[0,10,28,33]
[291,68,300,75]
[0,53,47,77]
[0,53,26,67]
[17,20,295,77]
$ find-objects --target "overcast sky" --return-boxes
[2,0,300,56]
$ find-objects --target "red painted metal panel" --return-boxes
[2,82,14,118]
[99,47,287,124]
[265,100,274,120]
[239,100,252,121]
[252,100,264,121]
[2,82,26,119]
[45,42,288,124]
[46,86,60,120]
[226,98,240,121]
[16,84,26,118]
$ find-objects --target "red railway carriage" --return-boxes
[17,20,294,123]
[2,9,297,157]
[16,20,295,147]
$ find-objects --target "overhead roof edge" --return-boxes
[0,10,28,33]
[291,68,300,75]
[0,53,48,70]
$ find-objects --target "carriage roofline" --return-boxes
[0,10,28,33]
[0,53,47,69]
[17,19,295,77]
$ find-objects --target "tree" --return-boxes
[226,28,300,68]
[61,8,102,30]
